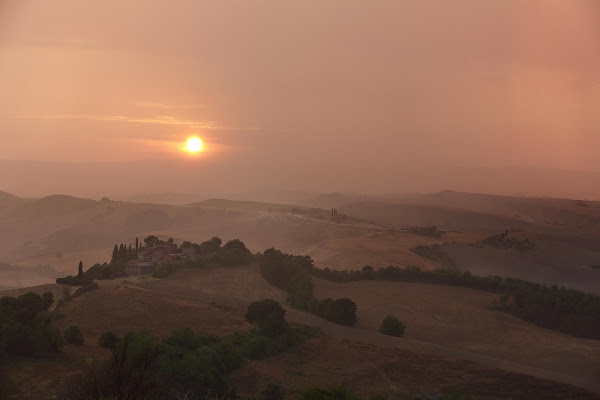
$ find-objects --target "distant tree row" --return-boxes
[153,237,253,278]
[111,242,138,263]
[311,264,600,340]
[478,231,535,253]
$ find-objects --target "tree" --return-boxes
[77,261,84,278]
[144,235,160,247]
[64,324,84,345]
[98,331,120,349]
[245,299,286,325]
[379,315,406,337]
[201,236,222,253]
[135,237,139,251]
[327,298,357,326]
[112,245,119,262]
[42,292,54,309]
[166,237,174,245]
[222,238,250,253]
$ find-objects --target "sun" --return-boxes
[186,137,203,152]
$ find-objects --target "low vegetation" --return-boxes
[63,324,84,345]
[312,265,600,339]
[58,300,319,399]
[379,315,406,337]
[0,292,63,357]
[478,231,535,253]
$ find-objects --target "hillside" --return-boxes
[3,266,599,399]
[2,189,600,293]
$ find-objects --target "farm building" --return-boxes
[126,244,191,275]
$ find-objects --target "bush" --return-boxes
[299,386,360,400]
[0,291,63,357]
[245,299,286,325]
[262,383,286,400]
[325,298,357,326]
[64,324,84,345]
[379,316,406,337]
[98,331,119,349]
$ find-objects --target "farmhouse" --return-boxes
[126,244,189,275]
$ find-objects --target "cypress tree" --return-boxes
[77,261,83,278]
[135,237,139,251]
[112,245,118,262]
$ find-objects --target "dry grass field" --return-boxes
[2,265,600,399]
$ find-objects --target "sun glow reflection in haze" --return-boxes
[186,137,203,153]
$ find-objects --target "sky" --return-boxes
[1,0,600,198]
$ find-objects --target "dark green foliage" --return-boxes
[245,299,289,338]
[312,298,357,326]
[56,275,94,286]
[56,260,95,285]
[414,390,474,400]
[312,264,600,340]
[223,238,250,253]
[83,262,124,280]
[479,231,535,253]
[260,249,357,326]
[64,324,84,345]
[260,248,315,310]
[58,309,319,399]
[410,244,456,268]
[215,247,252,266]
[152,263,178,278]
[144,235,164,247]
[201,236,223,253]
[299,385,360,400]
[262,383,286,400]
[0,292,63,357]
[379,316,406,337]
[98,331,120,349]
[245,299,286,325]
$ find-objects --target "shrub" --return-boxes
[299,386,360,400]
[0,292,63,357]
[98,331,119,349]
[262,383,286,400]
[325,298,357,326]
[64,324,84,345]
[245,299,286,325]
[379,316,406,337]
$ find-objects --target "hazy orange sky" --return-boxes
[1,0,600,198]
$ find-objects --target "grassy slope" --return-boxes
[3,267,600,399]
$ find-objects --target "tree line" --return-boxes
[259,248,358,326]
[311,264,600,340]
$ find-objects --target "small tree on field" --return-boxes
[379,315,406,337]
[245,299,286,325]
[327,298,357,326]
[64,324,84,345]
[77,261,84,278]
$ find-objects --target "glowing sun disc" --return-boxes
[187,137,203,152]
